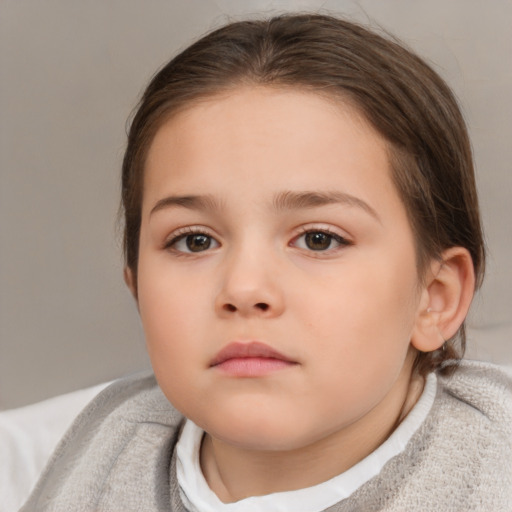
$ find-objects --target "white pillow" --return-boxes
[0,382,109,512]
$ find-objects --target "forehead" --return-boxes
[142,86,402,219]
[147,86,380,157]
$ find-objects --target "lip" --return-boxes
[210,341,297,377]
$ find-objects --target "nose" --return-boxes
[214,250,285,319]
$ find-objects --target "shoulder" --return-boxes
[437,360,512,433]
[434,360,512,457]
[338,361,512,511]
[20,373,185,511]
[50,372,184,449]
[421,360,512,507]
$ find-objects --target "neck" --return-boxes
[200,358,424,503]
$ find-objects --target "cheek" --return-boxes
[305,252,419,368]
[299,268,418,424]
[137,263,208,369]
[137,278,209,414]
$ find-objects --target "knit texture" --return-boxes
[20,361,512,511]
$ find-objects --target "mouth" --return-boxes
[210,341,298,377]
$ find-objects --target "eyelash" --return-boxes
[163,226,352,255]
[291,227,352,253]
[163,227,219,254]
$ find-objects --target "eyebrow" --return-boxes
[150,194,222,216]
[272,190,381,222]
[149,190,380,222]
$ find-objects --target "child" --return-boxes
[21,14,511,511]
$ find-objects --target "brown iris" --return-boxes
[304,232,332,250]
[186,234,212,252]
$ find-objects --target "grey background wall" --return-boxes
[1,0,511,410]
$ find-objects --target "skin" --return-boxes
[128,87,473,502]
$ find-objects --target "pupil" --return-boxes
[186,234,211,252]
[305,232,331,250]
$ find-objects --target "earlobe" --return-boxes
[411,247,475,353]
[123,266,138,301]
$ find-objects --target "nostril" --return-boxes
[221,302,270,313]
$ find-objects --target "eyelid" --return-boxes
[296,223,352,241]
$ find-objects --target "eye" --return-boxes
[166,230,219,253]
[293,230,350,252]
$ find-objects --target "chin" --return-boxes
[196,409,321,452]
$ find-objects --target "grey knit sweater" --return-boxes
[21,361,512,511]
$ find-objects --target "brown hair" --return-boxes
[121,14,485,375]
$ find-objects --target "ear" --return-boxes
[411,247,475,353]
[123,266,138,301]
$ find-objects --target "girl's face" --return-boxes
[135,87,427,452]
